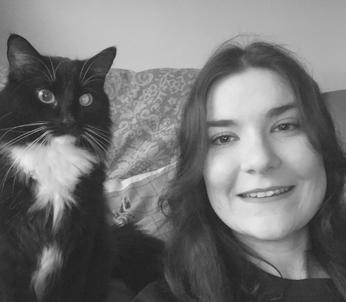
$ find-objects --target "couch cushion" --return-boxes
[105,68,198,179]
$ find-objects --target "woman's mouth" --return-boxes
[238,186,295,199]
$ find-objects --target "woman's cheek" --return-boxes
[204,149,239,195]
[277,135,323,178]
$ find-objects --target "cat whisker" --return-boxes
[0,112,13,122]
[85,132,108,154]
[23,130,51,155]
[79,59,89,82]
[82,75,103,86]
[0,127,47,150]
[82,132,107,161]
[38,70,52,83]
[0,122,48,141]
[86,125,110,135]
[3,127,46,149]
[48,57,56,81]
[43,132,52,146]
[1,159,18,193]
[31,55,55,82]
[1,130,50,193]
[0,127,42,146]
[86,131,108,152]
[0,121,48,132]
[81,134,101,160]
[80,60,96,84]
[53,60,63,79]
[84,127,111,145]
[11,165,19,194]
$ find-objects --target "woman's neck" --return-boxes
[236,227,329,279]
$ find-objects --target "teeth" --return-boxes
[242,187,291,198]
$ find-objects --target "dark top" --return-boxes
[132,269,344,302]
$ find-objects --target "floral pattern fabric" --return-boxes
[105,68,198,179]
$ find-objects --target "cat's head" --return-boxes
[0,34,116,160]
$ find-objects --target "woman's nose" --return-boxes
[240,135,281,174]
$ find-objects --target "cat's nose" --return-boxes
[60,115,79,135]
[61,115,75,127]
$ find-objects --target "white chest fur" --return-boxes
[8,136,97,230]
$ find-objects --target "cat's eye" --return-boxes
[79,93,93,106]
[37,89,55,104]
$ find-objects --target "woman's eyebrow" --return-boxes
[267,103,297,118]
[207,103,297,127]
[207,120,236,127]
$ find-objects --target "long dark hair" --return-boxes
[162,40,346,301]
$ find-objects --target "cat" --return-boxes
[0,34,117,302]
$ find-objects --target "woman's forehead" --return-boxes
[206,68,296,122]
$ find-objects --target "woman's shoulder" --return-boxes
[132,280,179,302]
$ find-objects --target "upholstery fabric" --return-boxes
[105,68,198,179]
[105,163,175,239]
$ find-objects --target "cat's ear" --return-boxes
[88,47,117,77]
[7,34,41,73]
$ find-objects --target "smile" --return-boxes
[238,186,294,198]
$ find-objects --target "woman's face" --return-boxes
[203,68,326,244]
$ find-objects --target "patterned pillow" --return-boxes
[105,68,198,179]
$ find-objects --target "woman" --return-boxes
[133,40,346,301]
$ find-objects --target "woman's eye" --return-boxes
[37,89,55,104]
[211,134,237,145]
[79,93,93,106]
[273,122,300,132]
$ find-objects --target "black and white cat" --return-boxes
[0,34,119,302]
[0,34,164,302]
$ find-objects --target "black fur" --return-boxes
[110,223,164,294]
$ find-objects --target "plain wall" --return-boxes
[0,0,345,92]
